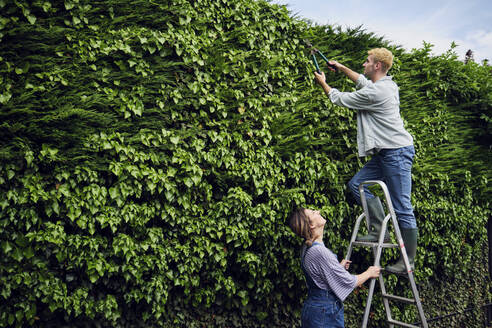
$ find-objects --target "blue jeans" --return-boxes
[301,289,344,328]
[348,145,416,229]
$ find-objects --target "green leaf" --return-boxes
[89,273,98,283]
[191,175,201,185]
[27,15,36,24]
[42,2,52,12]
[15,310,23,322]
[109,187,119,199]
[52,200,60,215]
[184,178,193,188]
[56,251,66,262]
[2,241,13,253]
[58,184,71,197]
[12,247,23,262]
[0,92,12,104]
[23,247,34,259]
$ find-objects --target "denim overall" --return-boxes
[301,242,345,328]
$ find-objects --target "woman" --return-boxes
[289,208,381,328]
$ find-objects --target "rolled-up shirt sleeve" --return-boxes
[329,86,373,111]
[355,74,371,89]
[304,246,357,302]
[328,75,380,111]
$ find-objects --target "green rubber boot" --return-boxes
[357,196,390,242]
[386,228,418,273]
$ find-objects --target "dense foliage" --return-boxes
[0,0,490,327]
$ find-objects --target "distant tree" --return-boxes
[465,49,474,63]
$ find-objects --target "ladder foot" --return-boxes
[387,318,420,328]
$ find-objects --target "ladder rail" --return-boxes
[379,275,394,327]
[362,213,394,327]
[358,180,397,222]
[345,212,367,262]
[361,275,377,327]
[376,215,395,327]
[408,272,428,328]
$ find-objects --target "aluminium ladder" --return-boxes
[345,180,428,328]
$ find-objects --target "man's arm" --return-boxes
[314,71,373,110]
[329,60,360,82]
[314,60,361,97]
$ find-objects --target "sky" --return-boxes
[270,0,492,63]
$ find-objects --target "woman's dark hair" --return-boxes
[289,208,314,247]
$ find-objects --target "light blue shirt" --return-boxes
[329,75,414,157]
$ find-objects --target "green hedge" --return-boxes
[0,0,490,327]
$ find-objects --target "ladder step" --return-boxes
[352,241,398,248]
[387,319,420,328]
[383,268,410,276]
[382,293,415,304]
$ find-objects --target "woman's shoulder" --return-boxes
[307,243,336,260]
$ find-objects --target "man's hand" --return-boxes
[327,60,340,72]
[314,71,332,95]
[314,71,326,85]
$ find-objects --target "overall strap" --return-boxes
[301,241,322,268]
[301,242,323,289]
[301,242,337,297]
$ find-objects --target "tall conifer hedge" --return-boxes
[1,0,490,327]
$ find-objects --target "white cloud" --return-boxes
[362,21,462,56]
[464,30,492,61]
[271,0,492,62]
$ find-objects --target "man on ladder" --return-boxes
[313,48,417,273]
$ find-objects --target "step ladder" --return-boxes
[345,180,428,328]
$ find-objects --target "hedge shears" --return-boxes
[304,39,337,73]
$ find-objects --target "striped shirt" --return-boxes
[301,242,357,302]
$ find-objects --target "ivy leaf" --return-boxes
[89,273,98,283]
[42,2,52,12]
[1,241,13,253]
[109,187,119,199]
[52,200,60,215]
[23,247,34,259]
[58,184,71,197]
[191,175,201,185]
[12,247,23,262]
[0,92,12,104]
[170,136,180,145]
[27,15,36,25]
[184,178,193,188]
